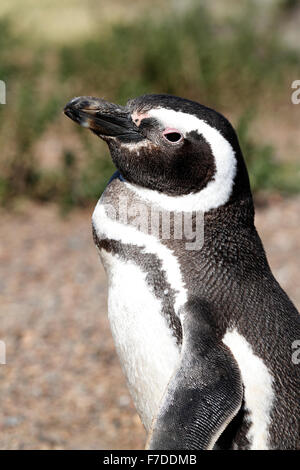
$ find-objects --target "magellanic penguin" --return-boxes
[64,94,300,450]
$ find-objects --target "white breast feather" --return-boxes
[223,329,274,450]
[101,252,180,430]
[93,202,185,429]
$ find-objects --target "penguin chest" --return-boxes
[100,250,181,430]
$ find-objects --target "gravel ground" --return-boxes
[0,196,299,450]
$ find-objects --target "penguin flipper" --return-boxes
[147,299,243,450]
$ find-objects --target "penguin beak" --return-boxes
[64,96,142,142]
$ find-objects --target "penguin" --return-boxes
[64,94,300,450]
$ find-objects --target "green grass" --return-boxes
[237,110,300,195]
[0,2,299,209]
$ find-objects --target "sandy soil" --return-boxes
[0,196,299,449]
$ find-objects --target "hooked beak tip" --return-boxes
[63,96,142,142]
[63,97,98,128]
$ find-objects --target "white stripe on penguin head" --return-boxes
[127,108,237,213]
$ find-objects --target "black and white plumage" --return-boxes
[64,94,300,450]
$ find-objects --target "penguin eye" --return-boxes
[162,129,183,144]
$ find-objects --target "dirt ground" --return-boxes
[0,196,299,450]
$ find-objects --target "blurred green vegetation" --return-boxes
[0,1,299,209]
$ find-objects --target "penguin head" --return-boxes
[64,94,251,210]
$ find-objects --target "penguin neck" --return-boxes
[122,171,254,227]
[205,148,255,229]
[206,194,254,226]
[203,194,256,253]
